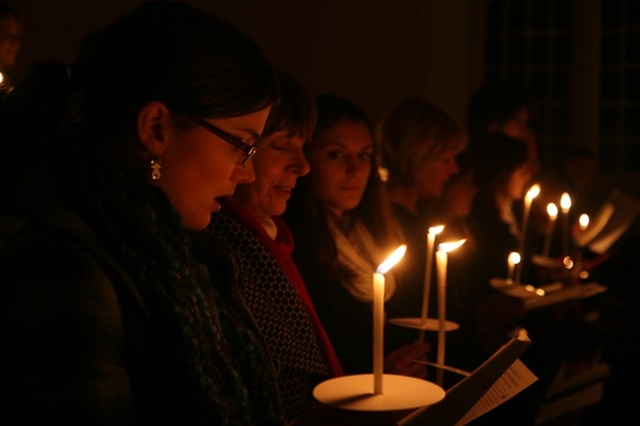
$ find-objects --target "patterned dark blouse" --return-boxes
[207,198,336,421]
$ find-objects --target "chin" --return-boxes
[266,204,286,218]
[184,218,210,231]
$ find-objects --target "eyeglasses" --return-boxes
[190,117,257,165]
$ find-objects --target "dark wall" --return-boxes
[6,0,481,125]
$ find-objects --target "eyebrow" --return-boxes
[321,141,373,150]
[233,127,262,143]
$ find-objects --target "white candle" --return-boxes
[560,193,572,255]
[507,251,521,284]
[373,245,407,395]
[435,239,466,386]
[372,271,385,394]
[515,183,540,284]
[419,225,444,344]
[542,203,558,257]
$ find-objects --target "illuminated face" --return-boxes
[413,149,459,198]
[155,107,270,230]
[0,16,21,68]
[307,120,373,220]
[500,108,532,140]
[233,130,309,220]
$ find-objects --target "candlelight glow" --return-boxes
[579,214,589,230]
[0,72,3,84]
[560,193,572,212]
[508,252,521,266]
[547,203,558,219]
[428,225,445,235]
[437,239,466,253]
[524,285,545,296]
[507,251,520,283]
[575,203,614,248]
[525,184,541,201]
[378,166,389,182]
[563,256,574,269]
[377,245,407,274]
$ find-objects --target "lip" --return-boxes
[216,192,235,200]
[274,183,296,191]
[213,193,234,208]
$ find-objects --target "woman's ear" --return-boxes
[137,101,171,156]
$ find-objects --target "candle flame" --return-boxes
[377,245,407,274]
[428,225,445,235]
[547,203,558,219]
[525,184,541,201]
[0,72,3,84]
[560,193,571,212]
[437,239,466,253]
[579,214,589,229]
[508,251,521,265]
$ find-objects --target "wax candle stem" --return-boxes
[436,250,447,387]
[373,272,384,394]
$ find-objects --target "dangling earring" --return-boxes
[150,157,162,180]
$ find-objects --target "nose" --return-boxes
[346,156,366,176]
[288,150,311,176]
[232,161,256,184]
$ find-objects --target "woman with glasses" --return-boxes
[0,2,283,424]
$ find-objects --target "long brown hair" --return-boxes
[284,94,403,282]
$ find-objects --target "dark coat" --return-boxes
[0,205,160,424]
[0,205,283,425]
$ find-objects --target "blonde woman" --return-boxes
[378,98,467,324]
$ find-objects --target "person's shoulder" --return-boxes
[0,209,137,425]
[1,205,142,310]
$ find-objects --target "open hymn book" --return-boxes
[398,332,537,426]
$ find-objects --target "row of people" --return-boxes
[1,2,610,424]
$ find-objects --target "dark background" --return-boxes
[3,0,492,135]
[5,1,640,422]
